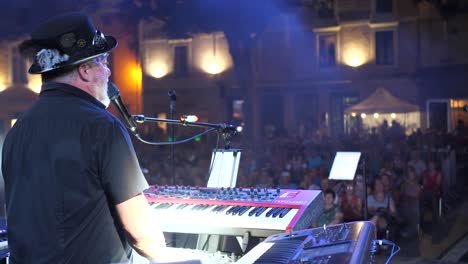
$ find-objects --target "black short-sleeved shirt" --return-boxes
[1,82,149,264]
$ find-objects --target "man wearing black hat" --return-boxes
[1,13,167,263]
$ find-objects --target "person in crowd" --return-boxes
[353,174,367,201]
[421,160,443,222]
[277,170,298,189]
[339,183,363,222]
[284,153,307,184]
[255,168,275,189]
[299,168,321,190]
[407,151,426,181]
[399,166,422,237]
[2,13,167,263]
[392,153,406,178]
[368,178,398,238]
[380,171,395,199]
[306,148,323,169]
[400,167,422,202]
[314,189,344,227]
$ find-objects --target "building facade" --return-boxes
[139,0,468,143]
[1,0,467,141]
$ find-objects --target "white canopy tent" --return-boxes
[344,87,420,134]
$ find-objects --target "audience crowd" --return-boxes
[134,119,468,239]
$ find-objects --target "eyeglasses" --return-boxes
[83,53,110,69]
[92,30,106,50]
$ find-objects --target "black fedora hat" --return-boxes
[21,12,117,74]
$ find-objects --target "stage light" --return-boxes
[180,115,199,122]
[149,63,168,78]
[0,78,7,92]
[351,112,357,117]
[343,47,367,67]
[373,113,379,118]
[206,62,222,75]
[390,113,396,119]
[361,113,367,119]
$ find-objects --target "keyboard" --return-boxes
[236,221,376,264]
[144,186,323,237]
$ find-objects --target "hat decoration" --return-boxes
[19,12,117,74]
[36,49,70,72]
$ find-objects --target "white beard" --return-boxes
[101,97,111,109]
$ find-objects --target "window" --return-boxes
[375,31,394,65]
[318,34,336,67]
[11,46,28,84]
[174,45,188,77]
[232,100,244,120]
[316,0,334,18]
[375,0,393,14]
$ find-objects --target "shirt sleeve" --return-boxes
[100,119,149,205]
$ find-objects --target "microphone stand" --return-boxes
[131,115,237,249]
[168,90,176,186]
[362,156,368,221]
[132,115,237,149]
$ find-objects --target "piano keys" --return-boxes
[144,186,323,237]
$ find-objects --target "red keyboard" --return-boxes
[144,186,323,237]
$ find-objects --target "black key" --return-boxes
[238,206,252,216]
[279,208,292,218]
[154,203,168,209]
[192,205,202,211]
[226,206,237,215]
[231,206,242,216]
[255,207,268,217]
[272,208,286,218]
[248,207,260,216]
[211,205,223,212]
[200,205,212,211]
[266,208,281,217]
[217,205,229,213]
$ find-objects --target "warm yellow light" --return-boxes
[129,63,142,85]
[202,54,226,75]
[0,78,6,92]
[361,113,367,119]
[11,118,17,127]
[149,63,168,78]
[28,75,42,94]
[343,47,366,67]
[157,112,167,133]
[373,113,379,118]
[351,112,357,117]
[206,62,222,75]
[390,113,396,119]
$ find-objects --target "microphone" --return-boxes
[168,89,177,101]
[107,82,138,133]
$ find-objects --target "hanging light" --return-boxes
[373,113,379,118]
[390,113,396,119]
[361,113,367,119]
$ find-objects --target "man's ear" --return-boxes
[77,63,91,82]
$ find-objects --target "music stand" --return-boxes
[328,152,369,220]
[329,152,361,181]
[207,149,241,188]
[198,149,241,252]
